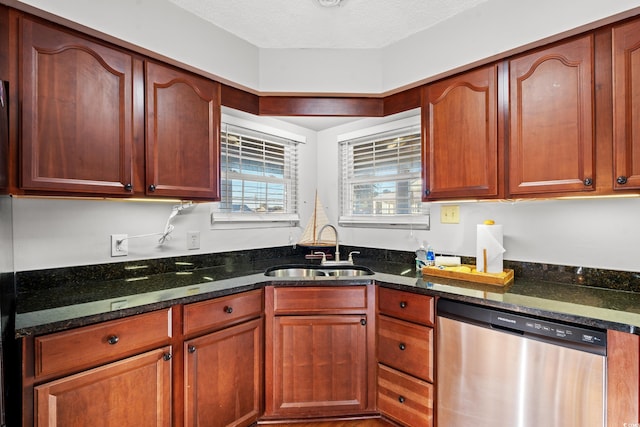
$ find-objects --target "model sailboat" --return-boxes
[298,192,337,248]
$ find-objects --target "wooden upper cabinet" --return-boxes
[612,18,640,191]
[145,61,221,200]
[508,35,595,196]
[19,17,136,195]
[423,64,500,200]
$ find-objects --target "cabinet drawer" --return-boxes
[272,286,368,314]
[378,287,434,326]
[183,289,263,336]
[377,315,433,382]
[35,308,171,379]
[378,364,433,427]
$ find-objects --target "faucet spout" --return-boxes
[317,224,340,264]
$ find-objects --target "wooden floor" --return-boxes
[261,419,397,427]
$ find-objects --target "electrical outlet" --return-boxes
[111,234,128,257]
[440,205,460,224]
[187,231,200,250]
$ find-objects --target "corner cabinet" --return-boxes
[145,61,221,199]
[264,285,377,420]
[612,18,640,191]
[423,64,501,200]
[19,16,138,195]
[507,35,596,196]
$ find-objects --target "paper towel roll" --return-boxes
[476,224,505,273]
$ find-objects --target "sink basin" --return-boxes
[264,267,328,277]
[264,265,374,278]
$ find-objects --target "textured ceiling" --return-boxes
[168,0,487,49]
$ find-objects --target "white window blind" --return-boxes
[339,119,429,228]
[214,122,299,224]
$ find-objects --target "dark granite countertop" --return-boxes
[14,248,640,338]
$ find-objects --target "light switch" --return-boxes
[440,205,460,224]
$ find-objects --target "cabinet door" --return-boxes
[34,346,172,427]
[184,318,262,427]
[423,64,499,200]
[508,35,595,196]
[613,19,640,191]
[270,315,368,417]
[20,17,136,195]
[145,61,220,199]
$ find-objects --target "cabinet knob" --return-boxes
[163,353,172,361]
[148,184,156,192]
[583,178,593,186]
[399,301,407,309]
[107,335,119,345]
[398,396,406,404]
[360,318,367,326]
[188,345,196,354]
[124,183,133,192]
[424,189,431,196]
[224,306,233,314]
[399,343,406,351]
[617,176,628,185]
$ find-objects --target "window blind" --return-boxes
[340,122,428,227]
[218,123,298,218]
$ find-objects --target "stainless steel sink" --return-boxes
[264,265,374,278]
[264,267,328,277]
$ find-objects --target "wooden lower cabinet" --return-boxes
[34,346,172,427]
[377,288,434,426]
[377,364,433,427]
[271,314,368,416]
[183,317,263,427]
[264,285,377,419]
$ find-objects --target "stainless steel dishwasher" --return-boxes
[437,299,607,427]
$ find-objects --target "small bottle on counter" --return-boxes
[426,245,435,266]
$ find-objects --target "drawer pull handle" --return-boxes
[163,353,172,361]
[398,396,406,404]
[188,345,196,354]
[224,306,233,314]
[399,343,406,351]
[107,335,119,345]
[399,301,407,309]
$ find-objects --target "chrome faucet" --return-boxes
[318,224,340,263]
[315,224,359,265]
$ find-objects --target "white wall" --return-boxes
[6,0,640,94]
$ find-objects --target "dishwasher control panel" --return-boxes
[437,299,607,355]
[490,311,606,348]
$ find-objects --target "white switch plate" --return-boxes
[111,234,128,257]
[187,231,200,250]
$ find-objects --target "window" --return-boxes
[212,120,299,226]
[339,115,429,228]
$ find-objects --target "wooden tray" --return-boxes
[422,264,514,286]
